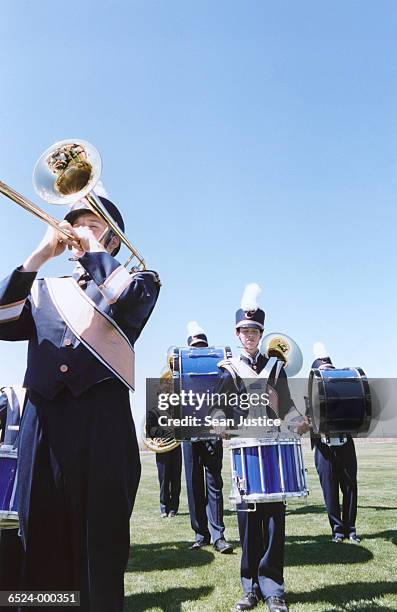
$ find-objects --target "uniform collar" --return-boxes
[72,264,91,288]
[240,349,260,365]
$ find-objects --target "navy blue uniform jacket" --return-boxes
[0,251,160,398]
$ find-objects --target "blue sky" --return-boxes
[1,1,396,426]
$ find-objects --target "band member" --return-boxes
[310,343,360,543]
[149,369,182,518]
[0,196,160,611]
[0,386,25,445]
[215,284,309,612]
[0,386,25,601]
[155,446,182,518]
[183,321,233,553]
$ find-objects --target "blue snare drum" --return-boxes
[309,367,371,435]
[0,447,19,528]
[229,436,308,506]
[170,346,232,439]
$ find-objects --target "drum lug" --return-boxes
[238,477,247,494]
[229,474,242,506]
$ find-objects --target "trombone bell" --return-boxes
[32,139,146,271]
[33,139,102,206]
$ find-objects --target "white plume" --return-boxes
[241,283,261,311]
[187,321,205,337]
[313,342,329,359]
[94,180,108,198]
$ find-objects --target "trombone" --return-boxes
[0,139,146,272]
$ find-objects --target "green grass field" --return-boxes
[124,443,397,611]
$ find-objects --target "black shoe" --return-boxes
[349,534,361,543]
[168,510,177,517]
[214,538,233,554]
[332,534,344,543]
[266,596,288,612]
[189,540,210,550]
[235,592,259,610]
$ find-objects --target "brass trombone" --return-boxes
[0,139,146,271]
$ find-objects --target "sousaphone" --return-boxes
[259,332,303,377]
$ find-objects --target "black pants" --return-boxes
[183,440,225,543]
[0,528,23,612]
[314,437,358,537]
[155,446,182,514]
[238,502,285,600]
[16,380,141,612]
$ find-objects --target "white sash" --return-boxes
[218,356,280,385]
[45,277,135,391]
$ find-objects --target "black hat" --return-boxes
[235,283,265,331]
[64,196,125,255]
[187,321,208,347]
[311,342,334,369]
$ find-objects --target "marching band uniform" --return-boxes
[183,322,233,554]
[0,198,160,611]
[146,369,182,517]
[155,446,182,518]
[0,386,25,447]
[310,344,359,543]
[215,285,305,612]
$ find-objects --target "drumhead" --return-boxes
[309,367,372,434]
[229,435,300,449]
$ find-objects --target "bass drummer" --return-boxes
[215,284,309,612]
[309,343,360,544]
[183,321,233,554]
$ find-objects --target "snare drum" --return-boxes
[229,436,308,505]
[0,447,19,528]
[170,346,232,439]
[309,367,372,435]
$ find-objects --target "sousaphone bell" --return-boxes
[259,332,303,377]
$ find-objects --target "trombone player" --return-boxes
[0,142,160,611]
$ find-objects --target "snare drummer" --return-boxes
[215,284,309,612]
[310,343,360,544]
[0,198,160,610]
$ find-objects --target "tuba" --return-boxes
[0,139,145,272]
[259,332,303,377]
[142,366,181,453]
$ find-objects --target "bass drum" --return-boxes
[169,345,232,440]
[309,367,371,435]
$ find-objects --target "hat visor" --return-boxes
[190,340,208,347]
[64,205,93,225]
[236,321,264,331]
